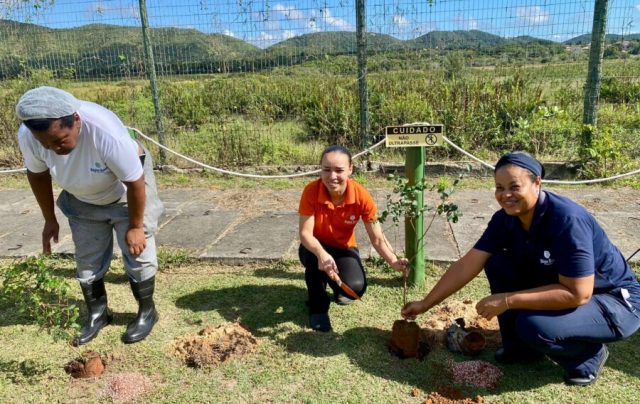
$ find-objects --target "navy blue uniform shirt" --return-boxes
[475,191,640,308]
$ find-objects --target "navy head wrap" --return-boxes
[494,152,545,179]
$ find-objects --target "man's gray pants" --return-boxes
[56,151,164,285]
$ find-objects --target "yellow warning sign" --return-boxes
[385,124,443,148]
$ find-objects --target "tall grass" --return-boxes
[1,58,639,172]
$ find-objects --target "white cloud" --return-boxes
[318,9,353,31]
[453,14,478,30]
[273,4,305,20]
[259,32,276,42]
[393,14,409,27]
[87,2,138,19]
[223,30,235,38]
[515,6,550,25]
[282,30,296,40]
[635,4,640,12]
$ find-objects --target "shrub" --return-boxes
[0,256,80,341]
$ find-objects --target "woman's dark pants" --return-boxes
[485,253,640,377]
[299,244,367,314]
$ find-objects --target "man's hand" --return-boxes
[42,219,59,255]
[126,227,146,256]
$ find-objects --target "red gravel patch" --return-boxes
[173,322,258,367]
[448,359,503,388]
[103,373,154,402]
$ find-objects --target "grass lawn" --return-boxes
[1,257,639,403]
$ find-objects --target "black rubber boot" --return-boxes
[122,277,158,344]
[72,278,112,346]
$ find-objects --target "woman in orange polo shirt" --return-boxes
[299,145,409,332]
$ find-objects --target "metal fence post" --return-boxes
[139,0,166,164]
[356,0,369,153]
[583,0,609,128]
[405,146,425,287]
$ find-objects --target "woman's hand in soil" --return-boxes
[401,300,428,320]
[390,257,409,274]
[475,293,509,320]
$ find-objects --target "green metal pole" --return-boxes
[355,0,369,151]
[139,0,166,165]
[405,146,425,287]
[583,0,608,128]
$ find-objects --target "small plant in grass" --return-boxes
[0,256,79,341]
[378,173,464,228]
[377,171,465,306]
[157,247,197,270]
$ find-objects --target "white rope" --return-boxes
[0,167,27,173]
[2,126,639,184]
[442,135,640,184]
[130,127,385,179]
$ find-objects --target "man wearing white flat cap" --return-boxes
[16,86,164,345]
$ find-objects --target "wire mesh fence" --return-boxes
[1,1,638,80]
[1,1,639,170]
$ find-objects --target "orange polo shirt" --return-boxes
[298,178,377,249]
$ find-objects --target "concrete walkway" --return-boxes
[1,187,639,263]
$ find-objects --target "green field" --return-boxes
[2,57,640,178]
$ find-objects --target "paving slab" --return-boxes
[1,186,639,266]
[157,188,216,227]
[594,212,640,262]
[156,201,239,252]
[0,212,49,256]
[357,215,459,263]
[0,189,35,213]
[202,212,298,262]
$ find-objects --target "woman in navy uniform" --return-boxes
[402,151,640,386]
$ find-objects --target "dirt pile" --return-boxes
[64,351,105,379]
[104,373,154,402]
[173,322,258,367]
[424,392,484,404]
[388,319,429,359]
[421,300,500,350]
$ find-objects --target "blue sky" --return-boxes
[2,0,640,47]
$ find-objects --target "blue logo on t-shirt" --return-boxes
[90,162,109,173]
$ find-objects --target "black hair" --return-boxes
[23,113,75,132]
[320,145,352,165]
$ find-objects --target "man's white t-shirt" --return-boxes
[17,101,143,205]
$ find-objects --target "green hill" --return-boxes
[266,31,404,56]
[407,30,507,49]
[564,33,640,45]
[0,19,260,78]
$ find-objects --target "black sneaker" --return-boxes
[310,313,332,332]
[494,347,545,364]
[564,345,609,386]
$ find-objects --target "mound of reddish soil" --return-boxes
[104,373,154,402]
[424,391,485,404]
[64,351,105,379]
[173,322,258,368]
[421,300,501,351]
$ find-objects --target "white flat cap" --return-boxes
[15,86,80,121]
